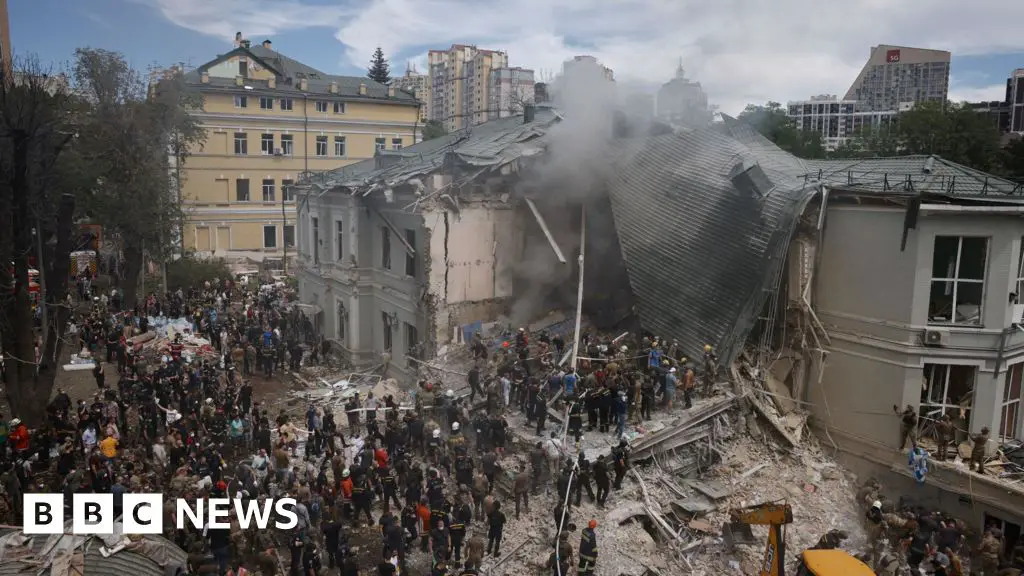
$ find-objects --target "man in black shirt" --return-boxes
[486,501,507,557]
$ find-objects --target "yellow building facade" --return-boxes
[182,39,421,260]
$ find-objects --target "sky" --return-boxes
[8,0,1024,116]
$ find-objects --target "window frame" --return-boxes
[259,96,273,110]
[235,179,250,202]
[263,225,278,249]
[334,102,346,114]
[375,137,386,152]
[233,95,247,108]
[928,236,989,326]
[336,300,346,341]
[381,227,391,269]
[233,132,248,155]
[279,98,293,111]
[283,224,296,248]
[281,179,295,202]
[342,218,350,261]
[261,179,275,202]
[334,136,346,157]
[404,229,416,276]
[280,134,294,156]
[1003,363,1024,440]
[392,138,403,151]
[922,363,976,426]
[261,133,274,155]
[315,135,328,157]
[315,100,329,113]
[405,322,418,367]
[382,312,393,352]
[311,217,320,265]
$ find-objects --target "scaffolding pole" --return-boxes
[571,205,586,370]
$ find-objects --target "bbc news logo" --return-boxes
[24,494,299,535]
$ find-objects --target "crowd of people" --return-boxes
[0,274,727,576]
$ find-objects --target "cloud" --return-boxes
[147,0,1024,115]
[948,83,1008,103]
[137,0,352,40]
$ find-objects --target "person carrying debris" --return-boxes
[578,519,598,576]
[893,404,918,450]
[970,426,990,474]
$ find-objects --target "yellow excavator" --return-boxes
[725,501,875,576]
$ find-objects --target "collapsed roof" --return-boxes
[0,523,187,576]
[297,107,1024,365]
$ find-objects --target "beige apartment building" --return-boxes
[181,35,420,260]
[392,63,430,123]
[428,44,508,131]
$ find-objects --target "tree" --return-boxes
[422,119,447,141]
[72,49,203,309]
[738,101,826,159]
[1000,138,1024,180]
[0,59,81,424]
[367,47,391,85]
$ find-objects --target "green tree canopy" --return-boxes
[422,119,446,141]
[738,101,826,159]
[367,47,391,85]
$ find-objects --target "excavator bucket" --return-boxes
[722,520,757,549]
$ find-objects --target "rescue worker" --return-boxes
[513,467,530,519]
[978,528,1002,575]
[593,455,610,507]
[575,452,595,506]
[567,401,584,445]
[935,413,953,461]
[893,404,918,450]
[486,500,507,557]
[450,493,472,564]
[971,426,991,474]
[465,529,485,569]
[578,520,598,576]
[611,439,629,490]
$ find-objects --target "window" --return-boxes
[405,322,419,367]
[922,364,976,426]
[334,136,346,157]
[1017,236,1024,300]
[335,220,344,262]
[261,133,274,155]
[405,229,416,276]
[284,225,295,248]
[336,301,346,341]
[282,179,295,202]
[315,101,328,113]
[311,217,320,265]
[928,236,988,326]
[382,312,393,352]
[381,227,391,269]
[262,179,275,202]
[263,225,277,249]
[334,102,346,114]
[375,137,386,152]
[234,132,248,155]
[280,98,293,111]
[1002,364,1024,439]
[259,96,273,110]
[238,59,248,77]
[316,136,328,157]
[236,179,250,202]
[234,95,247,108]
[392,138,403,151]
[281,134,293,155]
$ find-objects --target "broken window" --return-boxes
[1003,363,1024,439]
[381,227,391,269]
[921,364,975,426]
[381,312,393,351]
[928,236,988,326]
[405,229,416,277]
[336,300,346,341]
[405,322,418,367]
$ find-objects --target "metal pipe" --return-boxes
[524,198,567,263]
[571,206,586,370]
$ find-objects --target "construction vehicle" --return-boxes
[724,501,874,576]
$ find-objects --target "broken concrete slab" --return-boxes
[607,502,650,525]
[675,495,717,515]
[685,479,733,501]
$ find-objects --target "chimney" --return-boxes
[241,40,251,49]
[262,39,272,49]
[268,76,276,89]
[235,75,244,86]
[299,78,308,91]
[388,85,395,97]
[329,81,338,94]
[234,32,242,47]
[523,103,535,123]
[359,83,367,96]
[201,71,210,84]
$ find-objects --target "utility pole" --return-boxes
[282,187,288,275]
[570,205,586,371]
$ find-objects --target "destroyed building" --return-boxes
[295,103,1024,531]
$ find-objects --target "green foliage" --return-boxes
[367,47,391,85]
[165,255,232,293]
[422,119,447,141]
[738,101,826,159]
[1000,138,1024,180]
